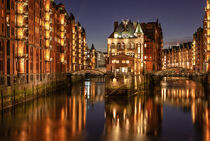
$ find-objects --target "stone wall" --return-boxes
[0,73,67,110]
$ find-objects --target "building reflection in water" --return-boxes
[0,93,87,141]
[158,77,209,141]
[84,77,105,104]
[0,77,106,141]
[104,96,162,141]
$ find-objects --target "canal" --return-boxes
[0,77,209,141]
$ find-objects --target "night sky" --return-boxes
[55,0,206,51]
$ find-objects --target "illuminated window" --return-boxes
[17,15,23,26]
[60,39,64,46]
[208,29,210,35]
[126,60,129,64]
[18,42,24,56]
[46,40,50,47]
[138,47,140,54]
[61,32,64,38]
[114,32,118,38]
[130,43,134,49]
[17,3,23,14]
[45,1,50,11]
[45,31,50,39]
[60,53,64,63]
[111,49,115,53]
[61,25,64,32]
[45,49,50,61]
[17,28,23,39]
[60,14,64,25]
[45,13,50,21]
[45,22,49,30]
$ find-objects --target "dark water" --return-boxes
[0,77,209,141]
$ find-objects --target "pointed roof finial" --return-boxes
[135,23,143,34]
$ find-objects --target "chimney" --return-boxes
[114,21,118,31]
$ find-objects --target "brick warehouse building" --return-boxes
[141,20,163,71]
[192,27,205,72]
[0,0,91,86]
[162,42,193,70]
[204,0,210,72]
[107,19,163,75]
[0,0,93,109]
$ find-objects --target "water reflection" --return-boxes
[0,77,208,141]
[0,94,87,141]
[156,77,209,141]
[84,78,105,103]
[104,96,162,141]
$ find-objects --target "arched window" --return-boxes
[117,43,120,49]
[122,43,125,49]
[130,43,134,49]
[111,43,115,49]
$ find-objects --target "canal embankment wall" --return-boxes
[0,73,69,110]
[0,72,96,110]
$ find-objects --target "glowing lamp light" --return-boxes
[18,42,24,57]
[60,15,65,24]
[18,28,23,39]
[61,25,64,32]
[45,22,50,30]
[208,29,210,35]
[45,13,50,21]
[60,53,64,63]
[60,39,64,46]
[46,31,50,39]
[61,32,64,39]
[17,3,23,14]
[46,40,50,47]
[19,59,25,73]
[17,15,23,26]
[45,49,50,61]
[114,32,118,38]
[45,0,50,11]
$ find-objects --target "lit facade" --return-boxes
[69,17,88,72]
[107,20,144,75]
[162,42,193,70]
[204,0,210,72]
[0,0,89,88]
[141,20,163,71]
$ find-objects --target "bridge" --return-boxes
[147,68,209,89]
[70,69,106,76]
[151,68,204,77]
